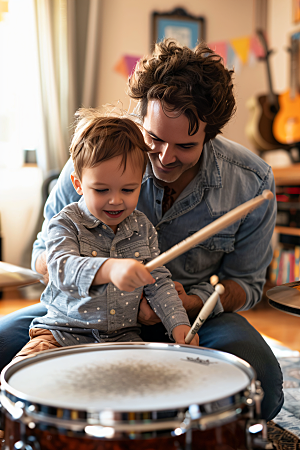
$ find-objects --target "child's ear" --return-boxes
[70,171,83,195]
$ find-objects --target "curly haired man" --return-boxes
[0,40,283,421]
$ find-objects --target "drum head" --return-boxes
[2,344,253,413]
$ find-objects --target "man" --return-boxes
[0,40,283,420]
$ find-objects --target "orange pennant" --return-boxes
[114,57,128,79]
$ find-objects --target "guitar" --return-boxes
[273,35,300,145]
[246,30,282,151]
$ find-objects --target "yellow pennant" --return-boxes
[0,0,9,22]
[230,36,251,65]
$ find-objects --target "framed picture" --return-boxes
[293,0,300,23]
[151,7,206,51]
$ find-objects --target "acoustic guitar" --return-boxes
[273,35,300,145]
[246,30,282,151]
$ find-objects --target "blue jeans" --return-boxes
[0,304,283,421]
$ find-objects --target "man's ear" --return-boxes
[70,171,83,195]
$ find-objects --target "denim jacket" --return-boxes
[31,200,190,346]
[32,136,276,316]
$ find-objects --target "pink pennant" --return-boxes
[124,55,142,77]
[208,41,227,66]
[250,35,265,59]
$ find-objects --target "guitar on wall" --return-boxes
[273,34,300,145]
[246,29,283,151]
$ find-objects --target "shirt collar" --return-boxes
[199,139,222,189]
[77,197,140,233]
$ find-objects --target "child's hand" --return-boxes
[108,258,155,291]
[172,325,199,346]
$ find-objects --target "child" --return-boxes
[15,108,198,360]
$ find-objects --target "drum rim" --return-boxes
[1,343,257,433]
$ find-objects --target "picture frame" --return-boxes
[151,7,206,51]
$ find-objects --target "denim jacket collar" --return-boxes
[199,139,222,189]
[76,197,140,234]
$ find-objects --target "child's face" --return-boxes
[71,155,143,232]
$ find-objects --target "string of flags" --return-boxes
[114,34,265,78]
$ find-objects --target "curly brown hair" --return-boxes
[70,108,150,180]
[127,39,236,143]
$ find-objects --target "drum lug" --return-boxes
[13,436,40,450]
[253,381,264,418]
[14,441,32,450]
[245,419,274,449]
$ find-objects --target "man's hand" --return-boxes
[137,295,161,325]
[172,324,199,346]
[35,250,49,284]
[94,258,155,292]
[174,279,246,314]
[173,281,203,319]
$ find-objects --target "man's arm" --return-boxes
[175,279,246,320]
[138,279,246,324]
[32,158,80,276]
[35,250,48,283]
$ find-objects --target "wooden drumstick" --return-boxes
[185,280,225,344]
[145,189,273,272]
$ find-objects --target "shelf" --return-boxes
[272,164,300,185]
[275,226,300,236]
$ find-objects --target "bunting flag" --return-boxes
[208,41,228,66]
[207,34,265,73]
[226,43,236,70]
[114,55,141,78]
[114,34,265,79]
[0,0,8,22]
[230,36,251,65]
[250,34,265,58]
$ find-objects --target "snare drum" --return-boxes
[1,343,269,450]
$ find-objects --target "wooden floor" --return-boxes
[1,287,300,351]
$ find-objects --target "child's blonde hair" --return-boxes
[70,107,150,180]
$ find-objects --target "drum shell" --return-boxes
[2,410,249,450]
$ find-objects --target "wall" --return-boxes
[96,0,267,152]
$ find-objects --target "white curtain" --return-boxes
[33,0,102,174]
[21,0,102,269]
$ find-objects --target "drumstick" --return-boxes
[185,282,225,344]
[145,189,273,272]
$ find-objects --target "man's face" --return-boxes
[143,100,206,184]
[71,155,143,232]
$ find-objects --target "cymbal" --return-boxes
[0,261,43,288]
[267,281,300,313]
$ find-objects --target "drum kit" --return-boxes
[0,191,283,449]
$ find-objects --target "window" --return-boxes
[0,0,41,168]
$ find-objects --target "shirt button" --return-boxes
[92,251,97,256]
[156,227,160,231]
[110,309,116,315]
[111,246,115,251]
[134,252,139,257]
[102,225,107,229]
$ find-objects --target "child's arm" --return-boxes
[48,214,155,294]
[92,258,155,291]
[46,214,108,296]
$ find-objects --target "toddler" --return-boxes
[15,108,198,360]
